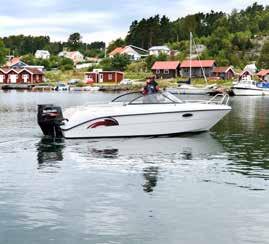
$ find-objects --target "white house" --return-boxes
[58,51,84,63]
[244,64,258,74]
[149,46,171,56]
[195,44,206,54]
[35,50,50,59]
[109,45,148,60]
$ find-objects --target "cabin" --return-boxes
[85,71,124,83]
[35,50,50,59]
[151,61,181,79]
[58,51,84,63]
[239,70,252,80]
[212,66,236,80]
[109,45,148,60]
[257,69,269,81]
[180,60,216,77]
[0,67,44,84]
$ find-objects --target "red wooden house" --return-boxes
[85,71,124,83]
[257,69,269,81]
[212,66,236,80]
[0,67,44,84]
[151,61,181,79]
[180,60,216,77]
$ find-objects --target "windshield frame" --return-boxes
[111,91,182,105]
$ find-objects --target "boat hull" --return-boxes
[62,109,230,139]
[232,87,263,96]
[167,87,213,95]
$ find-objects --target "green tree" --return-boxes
[111,54,131,71]
[258,41,269,68]
[106,38,126,54]
[99,58,113,71]
[0,40,8,65]
[67,32,82,50]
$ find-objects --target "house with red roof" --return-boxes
[212,66,236,80]
[109,45,148,60]
[0,67,44,84]
[180,60,216,77]
[58,50,84,64]
[151,61,181,79]
[5,57,28,68]
[85,70,124,83]
[109,47,125,57]
[257,69,269,81]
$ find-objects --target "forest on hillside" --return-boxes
[1,2,269,69]
[110,2,269,68]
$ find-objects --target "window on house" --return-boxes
[156,69,160,74]
[108,74,113,80]
[164,69,169,74]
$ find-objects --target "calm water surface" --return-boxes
[1,90,269,244]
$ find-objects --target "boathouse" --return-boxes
[151,61,181,79]
[0,67,44,84]
[85,71,124,83]
[180,60,216,77]
[212,66,236,80]
[257,69,269,81]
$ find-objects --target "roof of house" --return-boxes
[244,64,257,73]
[128,45,148,55]
[151,61,180,70]
[213,66,235,73]
[85,71,123,74]
[257,69,269,77]
[5,57,27,67]
[35,50,50,54]
[149,46,170,51]
[0,67,44,75]
[180,60,216,68]
[109,47,125,56]
[239,70,252,76]
[25,67,44,75]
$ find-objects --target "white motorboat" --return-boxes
[37,91,231,139]
[167,84,216,95]
[54,83,70,91]
[70,86,100,92]
[232,78,269,96]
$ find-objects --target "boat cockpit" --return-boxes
[111,91,183,105]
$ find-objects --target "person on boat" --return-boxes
[143,76,160,95]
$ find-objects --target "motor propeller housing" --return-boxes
[37,104,65,138]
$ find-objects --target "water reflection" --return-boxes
[36,138,65,169]
[213,96,269,180]
[91,148,119,159]
[143,167,159,193]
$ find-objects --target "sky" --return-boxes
[0,0,268,44]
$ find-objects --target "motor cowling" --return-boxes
[37,104,65,138]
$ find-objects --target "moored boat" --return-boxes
[167,84,216,95]
[231,78,269,96]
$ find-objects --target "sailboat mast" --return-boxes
[190,32,192,81]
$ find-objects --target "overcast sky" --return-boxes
[0,0,268,44]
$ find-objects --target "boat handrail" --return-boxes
[185,94,229,105]
[207,93,229,105]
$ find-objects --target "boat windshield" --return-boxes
[112,91,183,104]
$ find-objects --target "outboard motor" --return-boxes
[37,104,66,138]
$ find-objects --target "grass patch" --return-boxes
[45,70,84,83]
